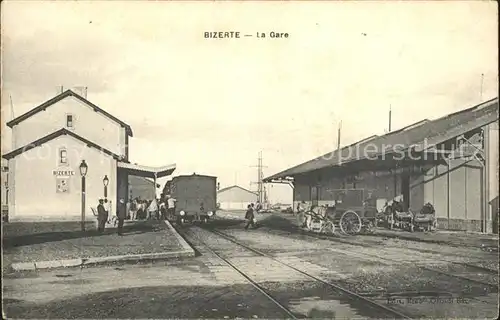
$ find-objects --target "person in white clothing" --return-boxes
[104,199,112,223]
[148,198,158,220]
[167,196,176,220]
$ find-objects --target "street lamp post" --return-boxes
[103,175,109,200]
[79,160,88,231]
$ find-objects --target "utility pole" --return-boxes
[250,151,268,204]
[337,121,342,150]
[9,95,14,119]
[480,73,484,101]
[389,105,392,132]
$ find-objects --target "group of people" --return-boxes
[95,196,177,236]
[127,198,156,220]
[125,196,176,221]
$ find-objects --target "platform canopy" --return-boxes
[117,162,176,178]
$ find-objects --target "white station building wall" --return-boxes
[8,135,118,221]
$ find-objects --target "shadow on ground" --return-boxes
[2,221,155,248]
[2,281,398,319]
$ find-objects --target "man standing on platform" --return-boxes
[117,198,127,235]
[97,199,108,233]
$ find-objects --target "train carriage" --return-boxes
[167,173,217,224]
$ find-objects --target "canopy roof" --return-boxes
[264,97,498,182]
[118,162,176,178]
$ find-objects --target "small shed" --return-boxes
[217,185,257,210]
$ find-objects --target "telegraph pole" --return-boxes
[389,105,392,132]
[250,151,268,204]
[337,121,342,150]
[480,73,484,101]
[9,95,15,119]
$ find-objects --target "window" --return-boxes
[66,114,74,128]
[59,148,68,165]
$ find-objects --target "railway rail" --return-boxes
[187,229,298,319]
[185,226,414,319]
[235,224,498,290]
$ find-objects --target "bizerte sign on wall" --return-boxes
[53,170,76,176]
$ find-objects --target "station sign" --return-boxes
[53,170,76,177]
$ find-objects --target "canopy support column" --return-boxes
[153,173,157,199]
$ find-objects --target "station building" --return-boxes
[2,89,176,221]
[217,185,258,210]
[264,98,499,233]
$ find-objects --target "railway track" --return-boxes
[266,227,498,289]
[203,225,498,309]
[183,226,414,319]
[253,223,499,281]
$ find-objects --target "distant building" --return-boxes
[217,185,257,210]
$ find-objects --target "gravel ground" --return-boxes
[2,220,182,269]
[206,216,499,319]
[253,228,499,292]
[248,213,499,272]
[4,214,498,319]
[3,284,289,319]
[183,226,410,319]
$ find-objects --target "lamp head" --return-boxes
[79,160,88,176]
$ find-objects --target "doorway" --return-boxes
[311,186,319,206]
[401,174,410,211]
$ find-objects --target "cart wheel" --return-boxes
[340,210,362,235]
[322,221,335,235]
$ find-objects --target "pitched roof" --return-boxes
[218,185,257,195]
[2,128,121,160]
[264,98,499,181]
[6,89,133,137]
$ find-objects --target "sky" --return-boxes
[1,0,498,204]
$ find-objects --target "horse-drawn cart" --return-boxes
[378,200,437,232]
[298,188,378,235]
